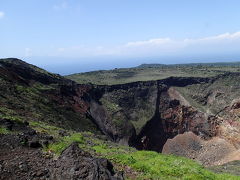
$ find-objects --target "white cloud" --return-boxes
[125,31,240,48]
[25,48,32,57]
[0,11,5,19]
[121,31,240,56]
[53,2,68,10]
[126,38,172,47]
[52,31,240,58]
[183,32,240,44]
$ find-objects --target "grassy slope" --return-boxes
[0,58,99,133]
[10,120,237,180]
[174,73,240,115]
[66,63,240,85]
[0,80,98,132]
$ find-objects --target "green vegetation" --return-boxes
[92,143,239,180]
[99,88,156,134]
[3,115,238,179]
[35,121,239,179]
[137,62,240,68]
[0,78,98,133]
[0,127,10,134]
[0,115,23,123]
[174,85,209,113]
[0,58,100,134]
[100,96,128,129]
[0,106,24,123]
[100,97,121,113]
[29,121,85,155]
[46,133,85,155]
[131,109,154,134]
[29,121,62,137]
[175,73,240,115]
[1,58,240,179]
[66,63,240,85]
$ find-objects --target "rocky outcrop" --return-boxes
[0,121,123,180]
[0,118,54,149]
[51,142,123,180]
[162,132,239,166]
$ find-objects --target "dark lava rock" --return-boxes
[23,121,29,126]
[51,142,124,180]
[18,161,29,172]
[29,140,42,148]
[4,121,14,131]
[0,133,124,180]
[58,129,70,137]
[169,99,180,108]
[24,129,37,136]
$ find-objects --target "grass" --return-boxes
[0,107,24,123]
[131,108,155,134]
[92,143,240,180]
[2,116,239,179]
[174,73,240,115]
[45,133,85,155]
[0,106,25,124]
[35,122,239,179]
[29,121,62,137]
[0,127,10,134]
[66,64,240,85]
[99,88,156,134]
[100,97,121,113]
[0,115,24,123]
[30,121,86,156]
[0,58,99,133]
[0,76,99,133]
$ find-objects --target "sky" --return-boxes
[1,0,240,74]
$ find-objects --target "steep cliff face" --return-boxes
[173,72,240,148]
[82,77,220,150]
[87,81,158,144]
[130,81,218,152]
[85,74,239,155]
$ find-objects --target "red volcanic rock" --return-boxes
[162,132,202,159]
[162,132,238,166]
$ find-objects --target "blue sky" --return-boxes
[1,0,240,74]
